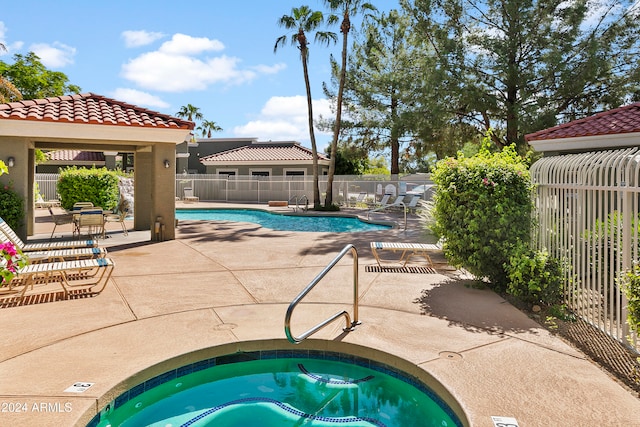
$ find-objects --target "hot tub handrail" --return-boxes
[285,244,360,344]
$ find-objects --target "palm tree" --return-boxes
[0,43,22,103]
[275,6,337,209]
[176,104,203,143]
[175,104,203,122]
[323,0,376,206]
[197,120,223,138]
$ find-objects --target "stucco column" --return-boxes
[0,136,30,238]
[150,144,176,241]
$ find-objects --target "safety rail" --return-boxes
[288,195,309,212]
[284,244,360,344]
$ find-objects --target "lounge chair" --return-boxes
[0,216,98,252]
[0,232,106,263]
[405,195,421,213]
[183,187,199,203]
[35,194,60,209]
[0,257,115,302]
[370,241,440,267]
[351,192,367,208]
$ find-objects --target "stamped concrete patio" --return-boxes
[0,203,638,426]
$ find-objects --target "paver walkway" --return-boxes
[0,203,638,426]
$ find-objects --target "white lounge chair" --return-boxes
[0,232,106,263]
[183,187,199,203]
[0,216,98,252]
[0,257,115,302]
[370,241,440,267]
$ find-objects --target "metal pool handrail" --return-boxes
[285,244,360,344]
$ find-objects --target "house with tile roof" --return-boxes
[526,102,640,154]
[196,139,330,178]
[0,93,193,240]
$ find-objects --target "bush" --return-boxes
[620,264,640,335]
[0,184,25,231]
[506,243,563,305]
[57,166,120,211]
[431,138,533,289]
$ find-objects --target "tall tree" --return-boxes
[0,52,80,100]
[322,0,376,206]
[275,6,337,209]
[175,104,203,122]
[197,120,223,138]
[176,104,203,143]
[403,0,640,151]
[0,44,22,103]
[322,9,421,175]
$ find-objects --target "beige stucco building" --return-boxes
[0,93,194,240]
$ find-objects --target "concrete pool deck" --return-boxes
[0,202,638,426]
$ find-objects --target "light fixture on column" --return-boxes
[7,157,15,167]
[164,159,170,168]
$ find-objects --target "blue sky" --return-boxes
[0,1,396,151]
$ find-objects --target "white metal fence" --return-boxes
[531,147,639,353]
[35,173,434,206]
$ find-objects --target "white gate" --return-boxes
[531,147,639,352]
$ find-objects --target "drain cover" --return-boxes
[439,351,462,360]
[213,323,237,330]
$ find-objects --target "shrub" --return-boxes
[431,137,533,289]
[620,263,640,335]
[57,166,120,211]
[0,183,25,231]
[506,243,563,305]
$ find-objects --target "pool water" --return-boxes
[175,209,391,233]
[94,358,460,427]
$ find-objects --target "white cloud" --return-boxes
[121,30,164,48]
[110,88,170,109]
[120,33,284,93]
[159,33,224,55]
[251,63,287,74]
[233,95,332,145]
[30,42,75,67]
[122,52,256,92]
[0,22,23,55]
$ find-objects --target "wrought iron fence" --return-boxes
[531,147,639,353]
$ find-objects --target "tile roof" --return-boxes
[526,102,640,142]
[0,93,194,129]
[200,143,329,163]
[45,150,104,162]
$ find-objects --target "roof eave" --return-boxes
[529,132,640,152]
[0,119,192,144]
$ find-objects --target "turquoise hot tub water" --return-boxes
[175,209,391,233]
[90,351,462,427]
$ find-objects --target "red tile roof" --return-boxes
[200,142,328,163]
[526,102,640,142]
[0,93,194,129]
[46,150,105,162]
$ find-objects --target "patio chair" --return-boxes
[351,192,367,208]
[47,206,75,239]
[76,209,105,239]
[183,187,199,203]
[104,208,128,237]
[0,256,115,302]
[0,216,98,252]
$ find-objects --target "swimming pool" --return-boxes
[90,350,462,427]
[175,209,391,233]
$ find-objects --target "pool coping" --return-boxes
[84,340,467,427]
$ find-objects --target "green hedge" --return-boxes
[0,184,25,231]
[57,166,120,211]
[431,142,533,289]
